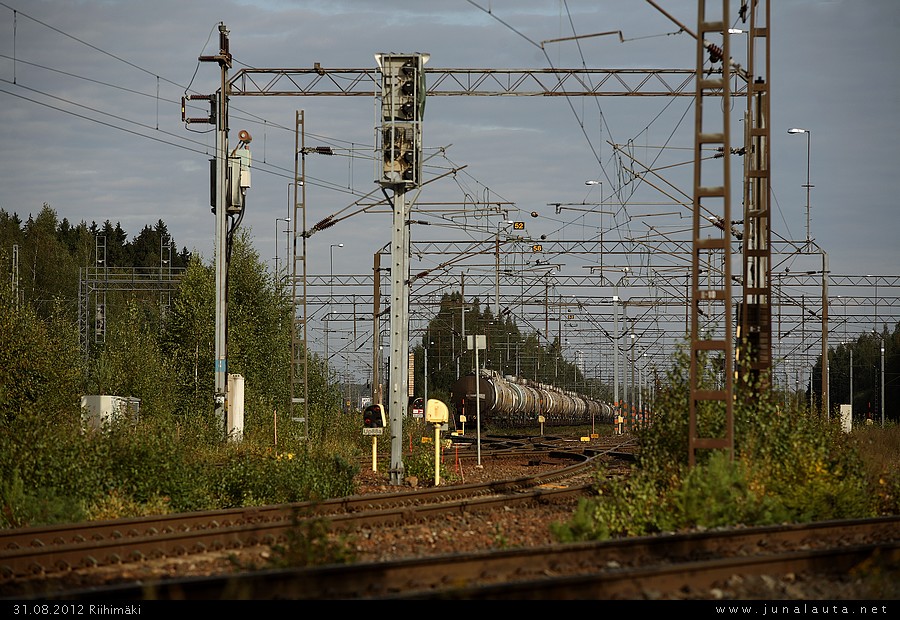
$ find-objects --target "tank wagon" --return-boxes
[450,369,614,429]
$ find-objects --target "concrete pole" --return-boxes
[822,251,829,418]
[389,188,410,485]
[213,24,230,438]
[474,343,482,468]
[881,339,885,427]
[613,285,619,407]
[495,229,500,319]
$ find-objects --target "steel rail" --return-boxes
[29,516,900,600]
[1,448,614,583]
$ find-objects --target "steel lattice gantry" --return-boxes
[219,3,778,462]
[78,267,183,358]
[225,70,752,401]
[229,67,724,98]
[315,267,900,351]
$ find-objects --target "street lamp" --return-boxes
[881,337,885,427]
[495,220,513,318]
[822,251,829,418]
[629,332,636,411]
[328,244,343,383]
[787,128,812,250]
[584,180,604,259]
[611,267,629,409]
[424,333,434,407]
[330,243,343,306]
[324,311,330,369]
[839,296,853,414]
[575,349,584,395]
[274,217,290,280]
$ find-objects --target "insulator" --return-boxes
[311,215,334,232]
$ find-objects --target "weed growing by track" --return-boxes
[552,340,900,542]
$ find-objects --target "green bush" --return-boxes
[553,338,886,542]
[395,419,455,484]
[553,470,674,541]
[0,469,86,528]
[847,423,900,516]
[207,443,357,508]
[672,452,790,528]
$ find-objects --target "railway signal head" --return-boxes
[379,55,426,123]
[363,404,386,428]
[376,53,428,188]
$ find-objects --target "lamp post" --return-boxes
[787,128,812,250]
[881,337,885,427]
[424,332,434,407]
[613,287,619,408]
[629,332,636,413]
[822,250,829,418]
[585,180,604,267]
[840,296,853,414]
[807,250,829,417]
[274,217,290,281]
[329,243,343,383]
[495,220,513,319]
[575,350,583,393]
[330,243,343,307]
[324,312,330,371]
[639,352,647,415]
[611,267,629,409]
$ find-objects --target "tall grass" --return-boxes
[552,343,898,542]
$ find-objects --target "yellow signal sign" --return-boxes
[513,221,525,230]
[532,244,543,252]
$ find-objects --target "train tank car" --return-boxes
[450,369,614,429]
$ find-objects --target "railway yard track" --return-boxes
[2,434,898,600]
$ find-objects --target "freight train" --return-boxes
[449,369,614,429]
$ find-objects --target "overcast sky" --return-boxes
[2,1,898,380]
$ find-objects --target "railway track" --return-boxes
[2,438,637,598]
[3,432,896,600]
[14,517,900,600]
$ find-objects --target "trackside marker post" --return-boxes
[363,404,385,471]
[467,335,486,468]
[426,399,449,485]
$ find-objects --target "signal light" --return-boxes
[382,125,418,186]
[377,53,427,188]
[363,404,385,428]
[425,399,448,424]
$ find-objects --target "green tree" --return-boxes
[0,273,83,426]
[20,205,81,319]
[223,229,294,441]
[85,298,176,418]
[163,254,215,418]
[159,229,343,444]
